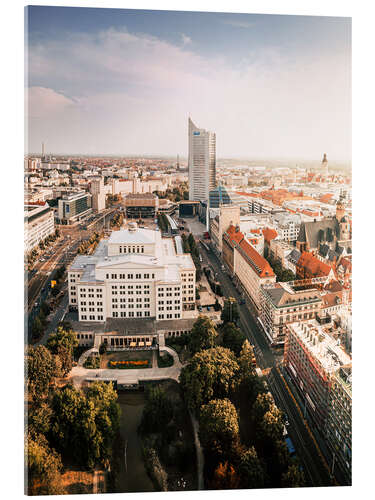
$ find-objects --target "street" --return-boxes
[198,239,336,487]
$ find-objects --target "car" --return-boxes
[198,306,203,312]
[207,306,211,311]
[239,298,246,305]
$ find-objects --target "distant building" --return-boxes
[57,191,92,224]
[296,251,335,280]
[188,117,216,202]
[89,177,106,212]
[210,205,241,256]
[296,197,351,255]
[124,193,159,218]
[24,201,55,253]
[222,225,276,312]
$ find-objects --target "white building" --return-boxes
[188,117,216,202]
[68,223,196,322]
[24,202,55,253]
[89,177,106,212]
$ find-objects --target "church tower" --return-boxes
[321,153,329,176]
[336,196,345,221]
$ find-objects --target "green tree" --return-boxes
[46,326,78,376]
[26,432,65,495]
[199,398,240,457]
[252,392,275,424]
[280,269,296,282]
[238,340,256,379]
[50,382,120,468]
[31,316,44,341]
[180,347,240,413]
[222,322,246,356]
[238,446,267,489]
[26,346,56,400]
[281,464,306,488]
[188,316,218,354]
[139,385,173,434]
[28,401,53,437]
[221,298,240,324]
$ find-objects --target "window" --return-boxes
[111,274,117,279]
[136,273,141,279]
[128,274,133,279]
[113,312,118,318]
[145,311,150,317]
[144,273,149,279]
[82,315,87,320]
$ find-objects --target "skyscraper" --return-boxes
[188,117,216,201]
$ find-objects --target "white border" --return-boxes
[1,1,373,499]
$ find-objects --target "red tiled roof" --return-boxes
[225,225,244,247]
[297,251,333,277]
[262,227,278,244]
[235,191,259,198]
[238,238,275,278]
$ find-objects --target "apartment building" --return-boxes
[68,223,196,322]
[259,279,323,345]
[326,364,352,483]
[24,202,55,253]
[284,320,351,430]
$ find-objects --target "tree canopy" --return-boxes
[188,316,218,354]
[238,446,267,489]
[222,322,246,356]
[26,345,56,400]
[180,347,240,413]
[50,382,120,468]
[46,326,78,376]
[199,398,240,457]
[26,433,65,495]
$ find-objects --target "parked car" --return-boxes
[198,305,203,312]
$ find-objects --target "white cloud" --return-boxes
[26,28,351,160]
[181,33,192,45]
[26,86,77,118]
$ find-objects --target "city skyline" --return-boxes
[26,7,351,160]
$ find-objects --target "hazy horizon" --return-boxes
[26,7,351,161]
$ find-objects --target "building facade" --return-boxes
[57,191,92,224]
[124,193,159,218]
[24,202,55,253]
[68,223,196,322]
[259,280,323,345]
[188,117,216,202]
[284,320,351,430]
[326,364,352,483]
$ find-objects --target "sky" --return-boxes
[25,6,351,160]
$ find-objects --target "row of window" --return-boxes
[118,245,145,254]
[158,313,180,319]
[106,273,155,280]
[112,311,150,318]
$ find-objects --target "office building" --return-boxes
[68,223,196,322]
[188,117,216,202]
[57,191,92,224]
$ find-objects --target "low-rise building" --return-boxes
[124,193,159,218]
